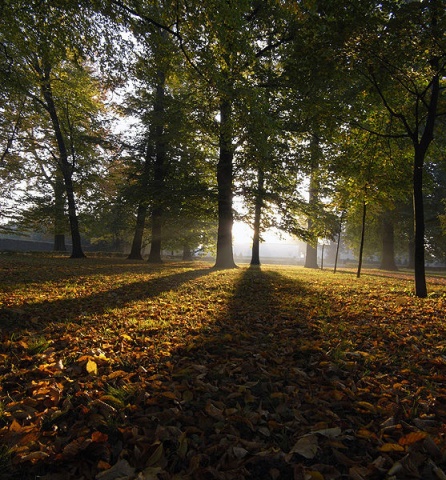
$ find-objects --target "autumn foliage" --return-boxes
[1,254,446,479]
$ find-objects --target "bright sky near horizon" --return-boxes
[232,221,292,245]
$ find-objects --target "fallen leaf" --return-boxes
[398,431,428,445]
[95,459,135,480]
[378,443,405,452]
[313,426,342,437]
[289,434,319,459]
[86,358,98,375]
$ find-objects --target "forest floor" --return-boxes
[1,253,446,480]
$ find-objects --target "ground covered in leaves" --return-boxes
[1,254,446,480]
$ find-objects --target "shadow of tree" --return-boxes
[2,262,442,480]
[122,266,320,479]
[0,266,212,330]
[0,254,210,286]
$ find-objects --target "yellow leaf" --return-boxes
[379,443,405,452]
[357,428,378,440]
[205,402,224,420]
[307,471,325,480]
[160,391,177,400]
[19,451,50,463]
[355,401,377,413]
[86,359,98,375]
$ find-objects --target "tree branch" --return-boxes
[365,70,415,140]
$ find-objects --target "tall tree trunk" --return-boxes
[380,214,398,271]
[410,64,439,297]
[357,198,366,278]
[408,233,415,269]
[250,168,264,266]
[128,203,147,260]
[182,243,192,261]
[62,164,85,258]
[40,69,85,259]
[214,97,237,269]
[304,134,320,269]
[413,148,427,296]
[128,142,153,260]
[53,170,67,251]
[304,236,318,268]
[148,70,166,264]
[405,39,438,295]
[148,210,163,263]
[333,211,344,274]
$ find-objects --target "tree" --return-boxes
[0,1,113,258]
[379,212,398,271]
[0,94,29,231]
[339,0,446,296]
[177,0,295,269]
[304,135,321,269]
[105,0,297,268]
[126,140,153,260]
[119,2,218,262]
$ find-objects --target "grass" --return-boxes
[0,254,446,479]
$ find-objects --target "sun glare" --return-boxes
[232,221,253,245]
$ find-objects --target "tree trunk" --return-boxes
[410,60,439,297]
[54,234,66,252]
[356,199,366,278]
[250,168,264,266]
[304,134,319,269]
[413,148,427,297]
[148,70,166,264]
[63,167,85,258]
[40,69,85,259]
[128,203,147,260]
[410,64,440,297]
[128,141,153,260]
[148,215,163,263]
[304,241,318,269]
[182,243,193,261]
[408,233,415,269]
[214,97,237,269]
[380,214,398,271]
[53,171,67,251]
[333,211,344,274]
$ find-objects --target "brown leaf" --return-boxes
[95,459,135,480]
[289,434,319,459]
[91,431,109,443]
[398,431,428,445]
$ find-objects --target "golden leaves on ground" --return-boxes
[1,256,446,479]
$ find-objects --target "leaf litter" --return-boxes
[1,255,446,479]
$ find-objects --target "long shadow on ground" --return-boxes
[120,267,327,479]
[0,266,211,330]
[2,265,445,479]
